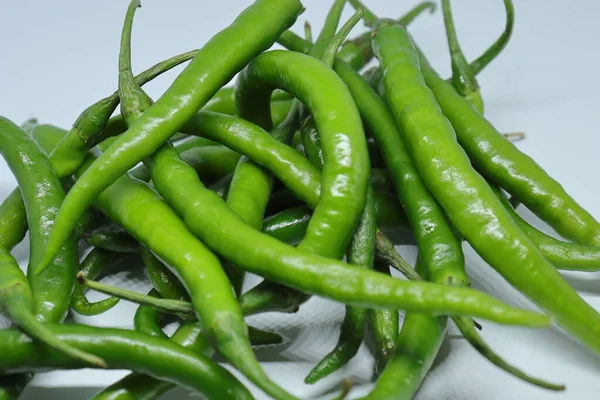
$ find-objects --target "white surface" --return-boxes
[1,0,600,399]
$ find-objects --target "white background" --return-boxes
[2,0,600,399]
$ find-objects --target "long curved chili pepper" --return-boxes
[0,118,79,323]
[297,12,377,384]
[224,96,301,296]
[112,5,299,397]
[145,143,549,326]
[418,50,600,246]
[227,12,366,297]
[365,12,600,354]
[36,0,303,274]
[336,1,436,70]
[0,118,103,367]
[0,49,197,254]
[91,323,212,400]
[95,309,281,400]
[0,325,253,400]
[235,49,369,260]
[222,2,351,294]
[71,248,124,316]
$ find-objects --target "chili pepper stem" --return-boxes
[76,272,194,315]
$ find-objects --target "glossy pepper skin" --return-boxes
[146,144,549,326]
[0,117,77,324]
[116,3,298,395]
[492,185,600,271]
[420,52,600,246]
[78,149,296,400]
[0,325,253,400]
[0,118,104,368]
[224,96,301,295]
[92,321,212,400]
[235,49,369,260]
[38,0,303,273]
[0,49,197,253]
[372,20,600,354]
[277,30,466,292]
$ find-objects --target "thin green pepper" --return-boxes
[0,325,252,400]
[147,143,549,325]
[114,3,297,397]
[0,49,197,252]
[493,185,600,271]
[0,118,103,367]
[369,15,600,354]
[37,0,303,273]
[419,47,600,246]
[235,49,369,260]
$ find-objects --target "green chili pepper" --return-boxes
[114,4,297,397]
[367,13,600,354]
[96,303,280,400]
[299,11,377,384]
[419,49,600,246]
[235,49,369,260]
[0,325,252,400]
[146,143,549,325]
[0,117,103,367]
[493,185,600,271]
[0,116,79,324]
[0,49,197,254]
[224,95,301,295]
[37,0,303,274]
[71,248,124,316]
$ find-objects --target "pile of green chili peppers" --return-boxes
[1,0,598,398]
